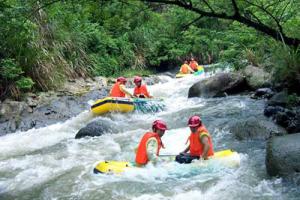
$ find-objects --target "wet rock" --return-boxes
[266,133,300,176]
[264,105,300,134]
[267,90,289,107]
[227,117,287,140]
[251,88,274,99]
[75,120,117,139]
[0,87,108,135]
[286,108,300,133]
[264,106,285,117]
[274,111,292,128]
[0,100,27,119]
[242,65,271,89]
[188,72,249,98]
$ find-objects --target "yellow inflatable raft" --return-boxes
[91,97,134,115]
[93,149,240,174]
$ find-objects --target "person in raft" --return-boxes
[176,115,214,164]
[180,60,195,74]
[133,76,153,98]
[109,76,133,98]
[135,120,167,166]
[189,57,199,72]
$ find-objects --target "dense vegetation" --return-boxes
[0,0,299,99]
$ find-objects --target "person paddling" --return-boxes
[189,58,199,72]
[133,76,153,98]
[109,76,133,98]
[135,120,167,166]
[180,60,195,74]
[176,115,214,163]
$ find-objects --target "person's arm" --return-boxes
[179,65,184,73]
[145,87,153,98]
[146,138,159,164]
[120,84,133,98]
[200,135,210,160]
[181,144,190,154]
[187,65,195,73]
[133,88,139,97]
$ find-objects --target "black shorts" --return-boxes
[175,153,200,164]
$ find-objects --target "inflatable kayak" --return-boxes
[91,97,165,115]
[175,65,204,78]
[93,149,240,174]
[91,97,134,115]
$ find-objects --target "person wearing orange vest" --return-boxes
[189,58,199,72]
[109,76,133,98]
[133,76,153,98]
[176,115,214,164]
[135,120,167,166]
[180,60,195,74]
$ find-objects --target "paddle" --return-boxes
[159,154,177,157]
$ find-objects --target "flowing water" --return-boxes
[0,74,299,200]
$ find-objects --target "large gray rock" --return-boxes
[266,133,300,176]
[0,88,108,135]
[251,88,274,99]
[267,90,289,107]
[75,120,118,139]
[242,65,271,89]
[188,72,248,98]
[227,117,287,140]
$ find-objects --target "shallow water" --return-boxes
[0,73,299,200]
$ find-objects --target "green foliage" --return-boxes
[287,93,300,107]
[271,45,300,92]
[16,77,34,90]
[113,68,154,78]
[0,58,34,99]
[1,59,23,79]
[0,0,299,99]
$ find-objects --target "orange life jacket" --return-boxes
[189,61,198,70]
[180,64,190,74]
[189,125,214,157]
[135,132,164,165]
[110,82,126,97]
[134,84,150,98]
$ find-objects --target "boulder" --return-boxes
[266,133,300,176]
[188,72,248,98]
[267,90,289,107]
[0,88,108,135]
[75,120,118,139]
[227,117,287,140]
[264,106,285,117]
[251,88,274,99]
[264,105,300,134]
[286,108,300,133]
[242,65,271,89]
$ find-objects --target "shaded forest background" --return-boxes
[0,0,299,99]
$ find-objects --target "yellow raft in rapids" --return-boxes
[91,97,134,115]
[93,149,240,174]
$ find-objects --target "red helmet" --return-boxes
[134,76,142,83]
[152,120,167,131]
[117,77,127,83]
[188,115,201,127]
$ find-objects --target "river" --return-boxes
[0,74,299,199]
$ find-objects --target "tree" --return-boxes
[142,0,300,48]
